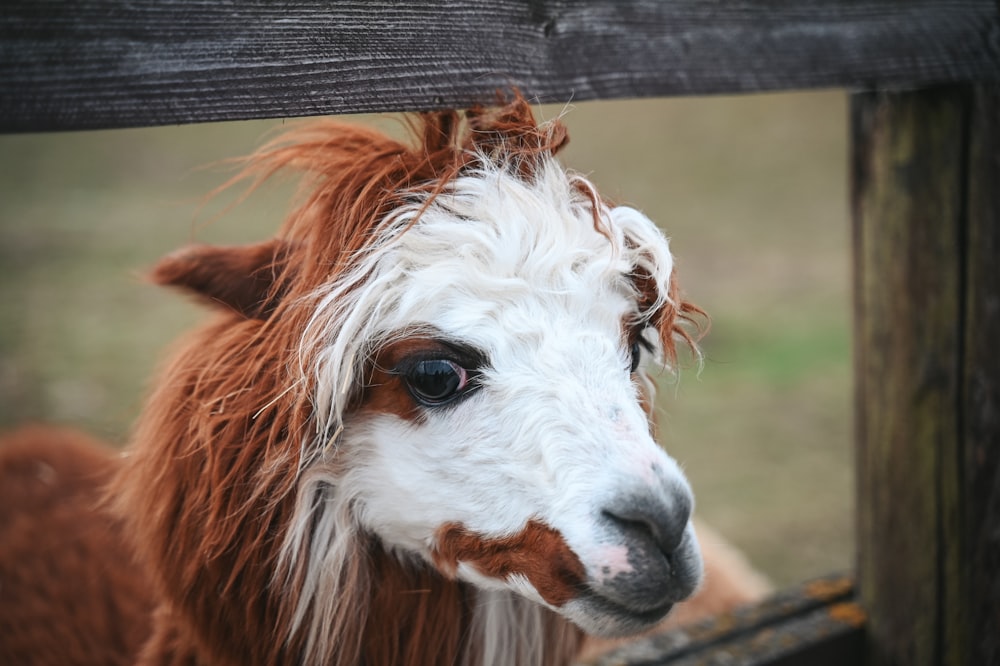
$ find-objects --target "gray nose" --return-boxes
[601,486,692,558]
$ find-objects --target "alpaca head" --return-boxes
[144,98,704,661]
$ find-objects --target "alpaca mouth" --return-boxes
[585,587,676,623]
[567,527,703,637]
[570,586,676,637]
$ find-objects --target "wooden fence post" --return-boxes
[962,84,1000,666]
[852,85,1000,665]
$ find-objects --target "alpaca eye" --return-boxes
[404,359,470,406]
[630,335,655,374]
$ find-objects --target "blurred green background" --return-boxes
[0,91,851,589]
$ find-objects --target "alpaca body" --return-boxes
[0,99,758,665]
[0,427,580,666]
[0,427,151,666]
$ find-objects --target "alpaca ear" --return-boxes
[150,239,293,319]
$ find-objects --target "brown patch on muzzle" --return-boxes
[432,520,586,607]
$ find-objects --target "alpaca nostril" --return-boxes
[601,491,691,558]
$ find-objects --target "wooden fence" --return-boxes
[3,2,999,664]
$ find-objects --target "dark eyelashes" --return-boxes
[629,327,656,373]
[388,340,488,408]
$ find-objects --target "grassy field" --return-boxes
[0,90,851,588]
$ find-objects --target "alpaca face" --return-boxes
[306,159,703,637]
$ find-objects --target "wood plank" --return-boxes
[963,85,1000,666]
[852,84,1000,666]
[587,574,865,666]
[851,86,966,666]
[2,1,999,132]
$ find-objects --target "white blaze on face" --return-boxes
[311,156,703,636]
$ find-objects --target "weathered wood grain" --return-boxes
[589,574,865,666]
[2,1,999,132]
[963,85,1000,666]
[852,84,1000,666]
[852,85,967,666]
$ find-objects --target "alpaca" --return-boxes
[0,98,764,666]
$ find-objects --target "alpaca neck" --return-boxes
[282,478,582,666]
[136,547,581,666]
[358,546,582,666]
[463,588,583,666]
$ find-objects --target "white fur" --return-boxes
[465,588,546,666]
[279,152,701,664]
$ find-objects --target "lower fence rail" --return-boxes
[588,573,865,666]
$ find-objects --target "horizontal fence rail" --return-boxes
[2,0,999,132]
[592,574,865,666]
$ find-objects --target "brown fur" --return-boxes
[0,426,152,666]
[433,520,588,607]
[361,545,583,665]
[151,239,293,319]
[1,96,736,666]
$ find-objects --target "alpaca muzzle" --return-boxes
[566,481,703,637]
